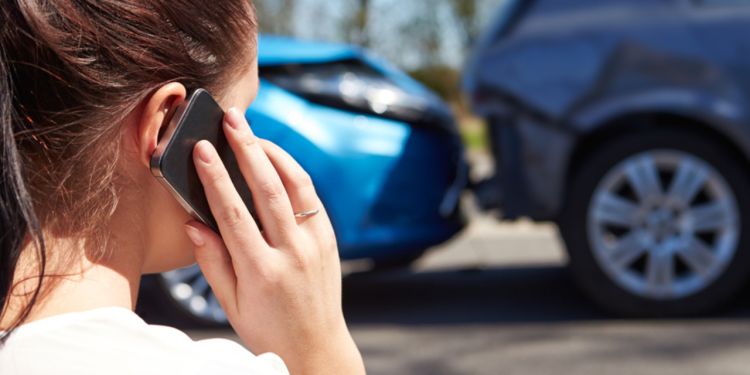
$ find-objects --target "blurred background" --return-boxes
[138,1,750,374]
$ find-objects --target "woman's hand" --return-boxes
[182,108,365,375]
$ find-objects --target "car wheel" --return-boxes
[141,265,228,327]
[560,128,750,317]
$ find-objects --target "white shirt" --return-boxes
[0,307,289,375]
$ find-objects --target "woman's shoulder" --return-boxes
[0,307,288,375]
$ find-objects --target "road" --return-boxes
[187,216,750,375]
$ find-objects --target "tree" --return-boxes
[449,0,480,51]
[340,0,371,47]
[254,0,297,35]
[397,2,443,68]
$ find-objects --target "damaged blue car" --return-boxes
[141,36,468,325]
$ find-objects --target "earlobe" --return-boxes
[136,83,187,168]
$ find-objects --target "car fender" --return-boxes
[568,86,750,160]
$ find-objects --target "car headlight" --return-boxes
[260,60,449,127]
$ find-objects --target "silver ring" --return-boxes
[294,209,320,218]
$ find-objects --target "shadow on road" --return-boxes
[343,265,750,326]
[144,263,750,331]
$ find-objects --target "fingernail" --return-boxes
[195,141,214,164]
[184,223,205,247]
[226,108,241,129]
[225,108,240,129]
[226,108,252,134]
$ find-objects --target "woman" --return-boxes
[0,1,366,374]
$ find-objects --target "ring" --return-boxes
[294,209,320,218]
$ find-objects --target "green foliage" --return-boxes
[409,65,488,151]
[449,0,480,46]
[460,117,489,151]
[408,65,462,102]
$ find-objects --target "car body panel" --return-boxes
[251,37,467,261]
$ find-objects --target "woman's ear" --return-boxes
[135,82,187,168]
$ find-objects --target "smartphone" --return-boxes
[150,88,256,232]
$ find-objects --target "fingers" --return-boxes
[223,108,298,246]
[259,140,337,247]
[184,220,238,315]
[193,140,266,261]
[259,140,321,216]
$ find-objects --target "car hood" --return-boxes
[258,35,438,102]
[258,35,362,66]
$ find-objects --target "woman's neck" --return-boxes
[0,234,145,328]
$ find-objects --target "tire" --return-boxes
[138,267,228,328]
[560,128,750,317]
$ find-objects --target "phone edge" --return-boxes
[149,88,216,229]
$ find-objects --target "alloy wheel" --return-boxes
[161,265,227,324]
[587,150,740,300]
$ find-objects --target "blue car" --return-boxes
[140,36,467,325]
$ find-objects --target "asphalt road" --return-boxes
[187,216,750,375]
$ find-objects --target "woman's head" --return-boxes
[0,0,259,336]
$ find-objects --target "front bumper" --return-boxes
[356,128,468,260]
[250,81,467,261]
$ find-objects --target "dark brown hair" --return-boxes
[0,0,257,341]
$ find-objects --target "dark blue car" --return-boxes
[466,0,750,316]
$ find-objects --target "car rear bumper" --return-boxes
[475,115,575,221]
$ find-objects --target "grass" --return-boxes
[458,114,489,152]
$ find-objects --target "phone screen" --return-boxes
[150,89,256,232]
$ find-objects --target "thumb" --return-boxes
[184,220,238,316]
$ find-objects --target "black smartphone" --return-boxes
[150,88,256,232]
